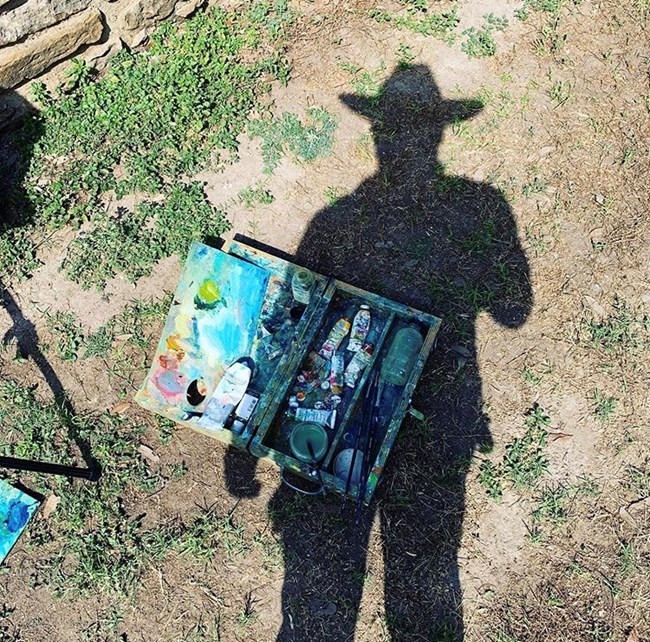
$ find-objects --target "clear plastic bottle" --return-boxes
[380,325,423,386]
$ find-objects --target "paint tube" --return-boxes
[289,407,337,429]
[329,352,345,395]
[344,342,374,388]
[296,351,329,393]
[230,392,260,435]
[198,361,251,430]
[347,305,371,352]
[319,317,351,360]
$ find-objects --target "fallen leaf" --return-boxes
[618,506,637,527]
[42,494,60,519]
[138,444,160,464]
[548,432,573,442]
[111,401,131,415]
[451,344,472,358]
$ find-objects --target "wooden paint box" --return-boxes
[136,239,441,504]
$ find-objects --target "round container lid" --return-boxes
[334,448,363,485]
[290,422,329,463]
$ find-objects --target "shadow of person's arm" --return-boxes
[486,201,533,330]
[223,445,261,499]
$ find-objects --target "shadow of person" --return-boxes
[0,90,100,475]
[225,64,532,641]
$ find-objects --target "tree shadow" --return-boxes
[0,91,100,475]
[233,63,532,640]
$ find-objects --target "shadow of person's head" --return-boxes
[340,64,483,167]
[297,64,531,331]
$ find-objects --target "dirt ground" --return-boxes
[1,0,649,641]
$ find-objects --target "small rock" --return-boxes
[175,0,204,19]
[584,295,607,319]
[121,0,177,32]
[42,494,60,519]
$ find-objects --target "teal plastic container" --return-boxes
[380,325,423,386]
[290,422,329,463]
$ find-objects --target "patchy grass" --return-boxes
[43,310,84,361]
[248,108,337,173]
[592,389,618,422]
[461,15,509,59]
[582,299,649,358]
[478,405,550,499]
[2,2,292,284]
[0,377,167,595]
[369,1,460,43]
[238,185,275,210]
[63,182,228,289]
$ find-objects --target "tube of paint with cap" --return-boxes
[288,407,337,429]
[319,317,351,360]
[198,361,251,430]
[347,305,371,353]
[230,391,260,435]
[344,342,374,388]
[329,352,345,395]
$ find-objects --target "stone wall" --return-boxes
[0,0,205,93]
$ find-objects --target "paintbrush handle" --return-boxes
[0,456,101,481]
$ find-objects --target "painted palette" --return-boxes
[135,242,269,423]
[0,479,39,564]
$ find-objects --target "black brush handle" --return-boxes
[0,456,101,482]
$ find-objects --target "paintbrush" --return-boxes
[306,440,325,495]
[355,371,380,523]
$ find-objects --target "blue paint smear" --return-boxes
[0,479,39,564]
[7,500,29,532]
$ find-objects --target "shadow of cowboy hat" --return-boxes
[340,64,483,122]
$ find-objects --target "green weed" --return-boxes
[369,2,459,43]
[248,108,337,173]
[479,405,550,499]
[396,42,416,69]
[0,376,181,595]
[458,218,496,256]
[582,299,649,356]
[176,506,249,562]
[532,17,567,56]
[522,0,580,15]
[592,390,618,422]
[548,79,573,106]
[238,186,275,210]
[619,541,637,574]
[237,592,259,628]
[462,27,497,58]
[43,310,84,361]
[63,183,228,290]
[531,484,570,523]
[323,186,346,206]
[340,61,386,104]
[461,15,508,59]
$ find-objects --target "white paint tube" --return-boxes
[198,361,252,430]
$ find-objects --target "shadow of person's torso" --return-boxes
[227,65,532,642]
